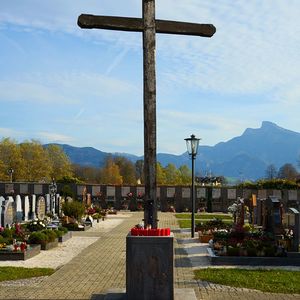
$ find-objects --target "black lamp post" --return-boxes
[185,134,200,238]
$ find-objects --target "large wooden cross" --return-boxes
[78,0,216,228]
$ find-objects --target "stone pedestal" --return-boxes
[126,233,174,300]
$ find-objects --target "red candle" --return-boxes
[166,228,171,236]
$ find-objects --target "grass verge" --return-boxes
[0,267,55,282]
[175,213,233,220]
[178,219,233,229]
[194,268,300,294]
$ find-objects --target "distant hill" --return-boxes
[45,121,300,180]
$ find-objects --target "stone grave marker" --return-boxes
[36,196,46,220]
[227,188,236,200]
[45,194,51,214]
[212,188,221,199]
[58,196,64,217]
[5,183,14,194]
[1,197,14,227]
[197,188,206,198]
[182,187,190,198]
[86,193,92,206]
[24,195,30,221]
[31,194,37,219]
[20,184,28,195]
[122,186,131,197]
[92,185,101,196]
[34,184,43,195]
[288,190,298,201]
[0,196,5,226]
[15,195,23,222]
[167,187,175,198]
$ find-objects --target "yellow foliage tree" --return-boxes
[100,159,123,185]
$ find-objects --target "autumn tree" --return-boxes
[265,164,277,179]
[164,163,182,185]
[113,157,136,185]
[73,164,100,183]
[46,144,73,180]
[179,165,191,185]
[277,163,298,180]
[100,158,123,184]
[135,159,144,184]
[157,162,166,185]
[20,140,52,181]
[0,138,25,181]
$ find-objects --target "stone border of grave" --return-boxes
[0,245,41,261]
[207,247,300,266]
[58,231,72,243]
[40,239,58,251]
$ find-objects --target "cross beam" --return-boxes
[78,14,216,37]
[78,0,216,229]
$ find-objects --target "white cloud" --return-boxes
[37,131,74,143]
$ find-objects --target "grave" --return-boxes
[1,197,14,227]
[36,196,46,220]
[30,194,37,219]
[45,194,51,214]
[15,195,23,222]
[0,196,5,226]
[24,195,30,221]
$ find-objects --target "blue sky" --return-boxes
[1,0,300,156]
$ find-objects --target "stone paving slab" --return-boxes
[0,212,300,299]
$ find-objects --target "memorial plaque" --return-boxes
[92,185,101,196]
[36,196,46,220]
[288,190,298,201]
[227,189,236,200]
[137,186,145,197]
[167,187,175,198]
[34,184,43,195]
[20,184,28,194]
[0,196,5,226]
[122,186,131,197]
[197,188,206,198]
[77,185,86,196]
[107,186,116,197]
[272,190,282,198]
[182,188,190,198]
[212,188,221,199]
[5,184,14,194]
[258,190,267,199]
[45,194,51,213]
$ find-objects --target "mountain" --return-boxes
[46,121,300,180]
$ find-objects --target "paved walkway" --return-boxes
[0,212,300,299]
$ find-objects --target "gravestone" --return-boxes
[212,188,221,199]
[167,187,175,198]
[197,188,206,198]
[5,183,14,194]
[0,196,5,226]
[15,195,23,222]
[122,186,131,197]
[31,194,37,219]
[1,197,15,227]
[182,188,190,199]
[86,194,92,206]
[107,186,116,201]
[289,190,298,201]
[20,184,28,195]
[227,189,236,200]
[34,184,43,195]
[24,195,30,221]
[263,196,283,236]
[45,194,51,214]
[92,185,101,196]
[283,208,300,252]
[36,196,46,220]
[58,196,64,217]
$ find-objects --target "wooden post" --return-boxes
[143,0,157,228]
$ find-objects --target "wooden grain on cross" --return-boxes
[78,0,216,228]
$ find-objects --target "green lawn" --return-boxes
[178,219,233,229]
[194,268,300,294]
[175,213,233,220]
[0,267,55,282]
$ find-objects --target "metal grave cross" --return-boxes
[78,0,216,228]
